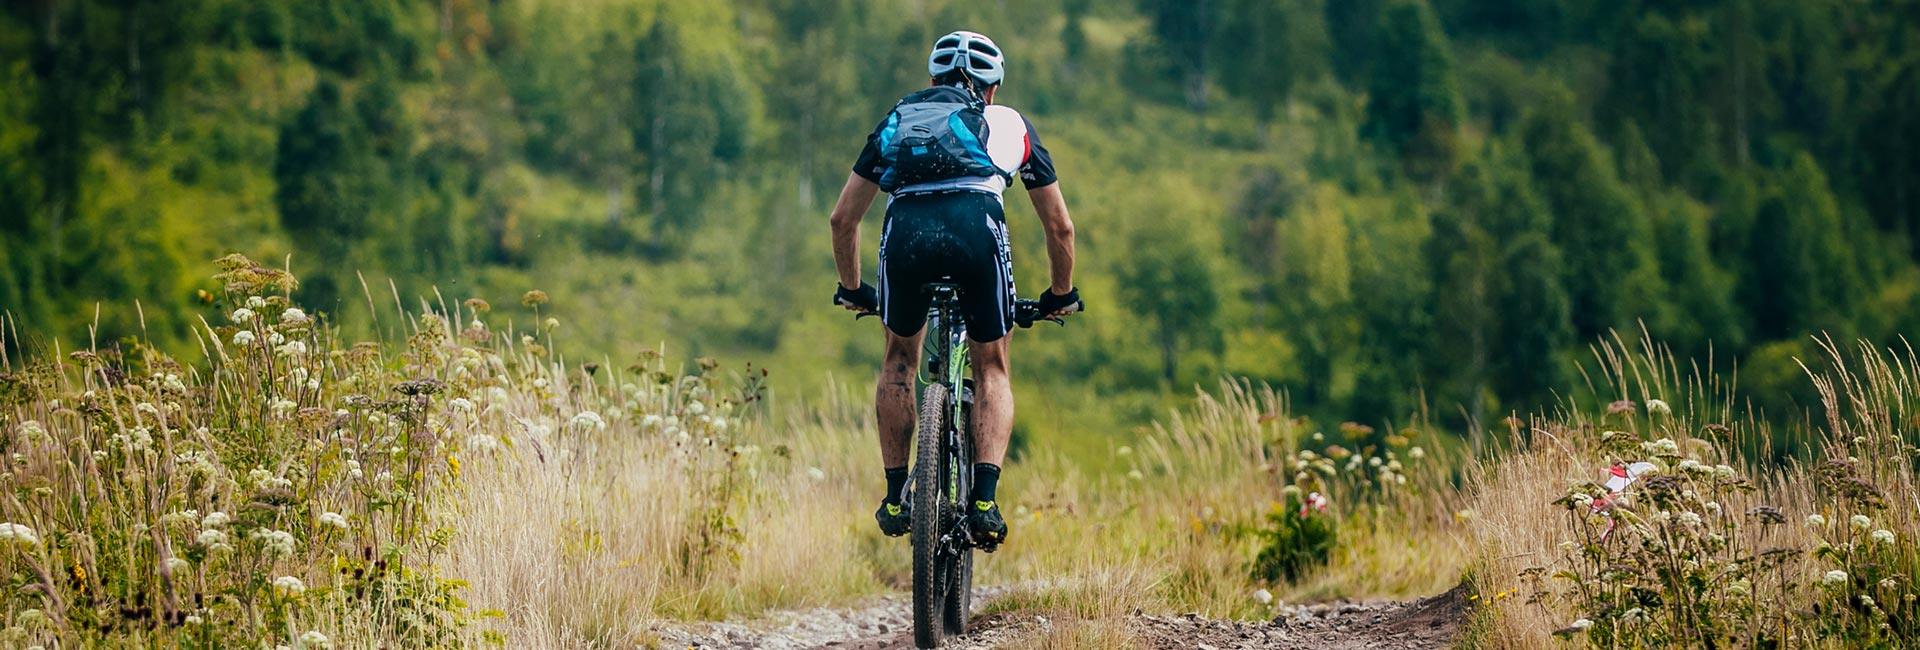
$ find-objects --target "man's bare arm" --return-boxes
[830,172,883,293]
[1028,183,1076,298]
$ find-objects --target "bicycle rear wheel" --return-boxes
[911,382,952,648]
[942,380,974,635]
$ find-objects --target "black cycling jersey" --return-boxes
[852,85,1059,193]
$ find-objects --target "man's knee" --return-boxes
[882,334,921,379]
[971,340,1010,376]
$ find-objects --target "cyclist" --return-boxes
[829,30,1081,551]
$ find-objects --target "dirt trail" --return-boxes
[658,584,1470,649]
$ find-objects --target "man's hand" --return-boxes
[1035,286,1082,318]
[834,282,881,314]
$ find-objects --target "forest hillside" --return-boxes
[5,0,1920,451]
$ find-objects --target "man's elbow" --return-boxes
[1045,216,1075,241]
[830,210,860,234]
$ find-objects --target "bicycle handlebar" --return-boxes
[844,297,1079,328]
[1014,299,1076,329]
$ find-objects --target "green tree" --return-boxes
[1138,0,1217,110]
[273,78,383,310]
[1739,153,1860,339]
[1120,221,1222,385]
[1215,0,1328,128]
[1520,94,1664,339]
[1363,0,1463,180]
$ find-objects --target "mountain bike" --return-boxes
[865,283,1065,648]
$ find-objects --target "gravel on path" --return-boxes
[658,583,1471,649]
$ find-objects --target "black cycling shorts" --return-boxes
[878,191,1016,342]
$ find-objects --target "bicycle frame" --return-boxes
[919,284,974,555]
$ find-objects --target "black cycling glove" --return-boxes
[834,282,880,313]
[1036,287,1083,316]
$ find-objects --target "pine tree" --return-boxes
[1363,0,1463,180]
[1520,93,1664,339]
[1138,0,1217,110]
[1215,0,1328,127]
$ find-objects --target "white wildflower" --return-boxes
[277,340,307,357]
[1128,469,1145,480]
[1872,529,1895,545]
[17,421,46,444]
[641,414,663,428]
[184,615,203,625]
[231,307,256,323]
[1640,438,1681,456]
[1621,607,1646,625]
[1714,464,1737,480]
[466,434,499,452]
[136,402,159,417]
[196,529,228,547]
[1368,457,1383,467]
[299,630,331,649]
[166,557,190,574]
[252,529,296,556]
[1570,618,1593,630]
[1704,502,1721,517]
[1824,570,1849,586]
[270,398,297,416]
[1647,399,1671,415]
[246,296,266,309]
[318,512,349,531]
[1678,512,1702,527]
[280,307,308,323]
[570,411,606,430]
[1852,514,1873,530]
[1881,578,1899,590]
[1806,514,1827,529]
[163,374,187,394]
[272,575,306,596]
[1252,588,1273,604]
[233,330,255,347]
[1409,446,1425,459]
[806,467,827,481]
[268,331,286,346]
[0,523,40,547]
[449,397,474,413]
[689,401,707,416]
[160,510,201,528]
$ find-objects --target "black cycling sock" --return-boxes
[971,463,1001,504]
[883,466,910,505]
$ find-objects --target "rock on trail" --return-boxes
[658,584,1470,649]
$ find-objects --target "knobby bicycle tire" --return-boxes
[912,382,952,648]
[942,380,974,636]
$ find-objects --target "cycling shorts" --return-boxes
[878,191,1016,343]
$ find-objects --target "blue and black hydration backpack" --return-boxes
[874,87,1012,192]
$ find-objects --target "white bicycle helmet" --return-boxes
[928,30,1004,86]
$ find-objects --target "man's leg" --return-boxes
[872,328,924,537]
[969,336,1013,467]
[877,329,924,469]
[966,335,1013,548]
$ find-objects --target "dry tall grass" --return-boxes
[1465,336,1919,648]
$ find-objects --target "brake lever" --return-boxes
[854,311,878,320]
